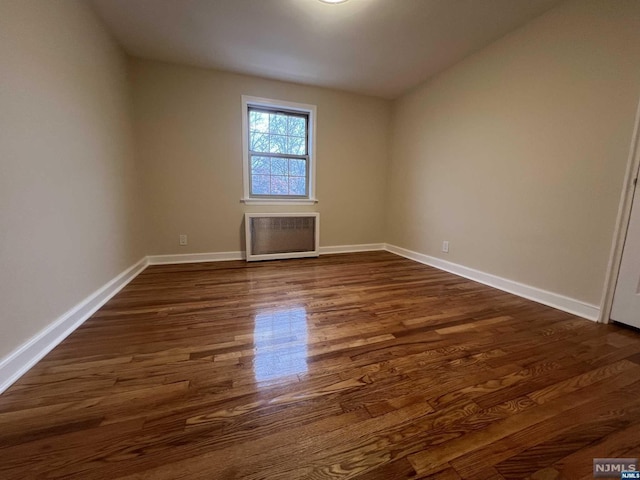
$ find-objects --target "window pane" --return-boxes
[289,176,306,196]
[246,103,311,199]
[250,132,269,152]
[249,110,269,133]
[290,159,306,177]
[269,113,287,135]
[252,175,270,195]
[287,136,306,155]
[251,156,271,175]
[250,156,308,197]
[269,135,287,154]
[287,116,306,137]
[271,157,288,176]
[271,176,288,195]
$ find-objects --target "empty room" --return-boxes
[2,0,640,478]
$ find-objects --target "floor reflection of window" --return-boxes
[253,307,308,382]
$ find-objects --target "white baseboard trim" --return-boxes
[384,244,600,322]
[0,257,148,395]
[319,243,385,255]
[147,244,385,265]
[147,251,245,265]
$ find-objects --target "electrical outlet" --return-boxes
[179,234,188,246]
[442,241,449,253]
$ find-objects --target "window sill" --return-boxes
[241,198,318,206]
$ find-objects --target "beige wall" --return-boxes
[130,59,391,255]
[0,0,144,358]
[386,0,640,306]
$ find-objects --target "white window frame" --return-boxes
[241,95,317,205]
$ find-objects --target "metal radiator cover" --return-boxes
[245,213,319,261]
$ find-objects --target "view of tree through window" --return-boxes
[248,107,308,197]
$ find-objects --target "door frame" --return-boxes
[599,96,640,323]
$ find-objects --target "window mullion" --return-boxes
[249,152,307,160]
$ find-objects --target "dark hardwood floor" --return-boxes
[1,251,639,479]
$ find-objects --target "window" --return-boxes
[248,107,308,197]
[242,96,316,204]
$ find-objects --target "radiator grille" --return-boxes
[245,214,319,261]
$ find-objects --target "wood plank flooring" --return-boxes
[1,251,639,479]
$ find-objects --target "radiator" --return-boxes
[245,213,319,261]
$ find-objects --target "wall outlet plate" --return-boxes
[179,234,188,246]
[442,241,449,253]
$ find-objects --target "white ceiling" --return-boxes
[90,0,563,99]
